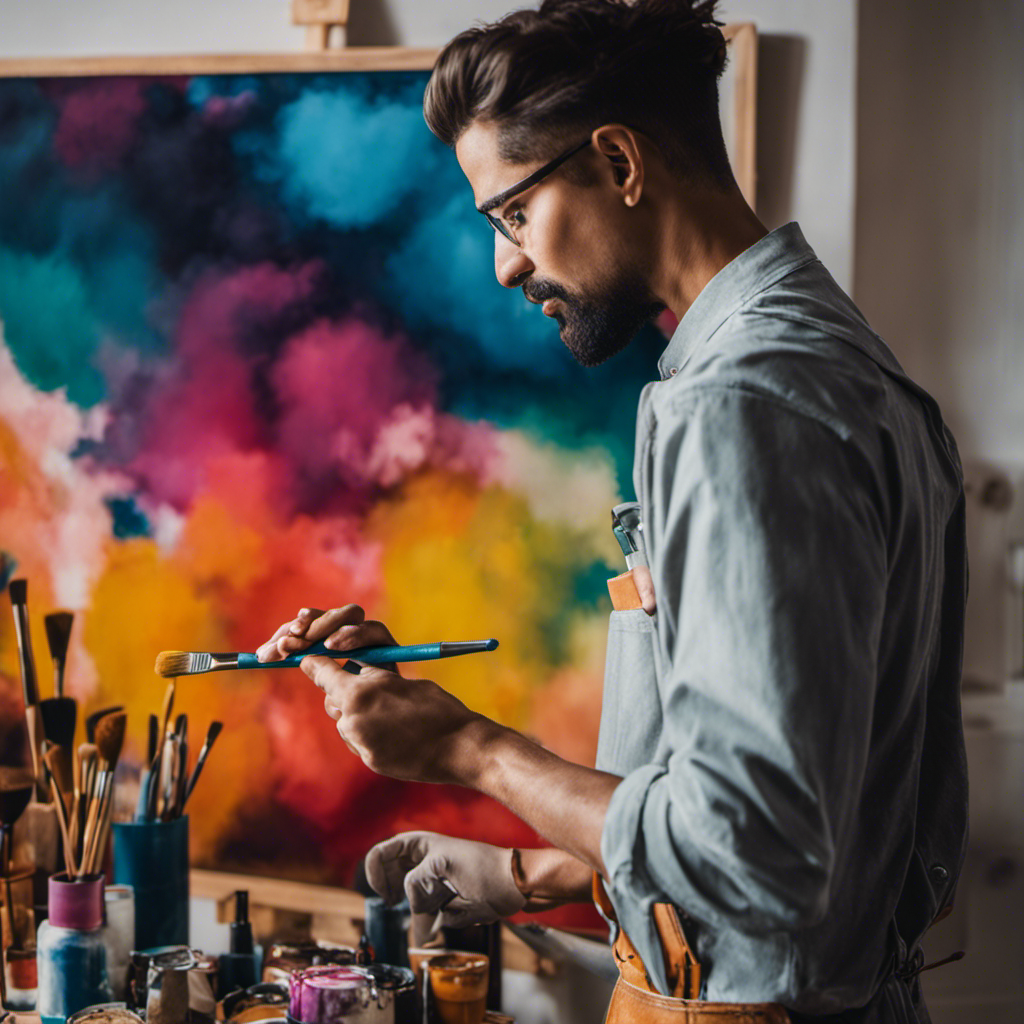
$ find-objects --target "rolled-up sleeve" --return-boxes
[601,386,888,993]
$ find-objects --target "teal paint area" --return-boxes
[0,246,105,406]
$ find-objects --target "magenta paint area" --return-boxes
[288,965,383,1023]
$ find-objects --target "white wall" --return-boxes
[856,4,1024,1022]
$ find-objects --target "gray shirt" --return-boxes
[597,223,968,1019]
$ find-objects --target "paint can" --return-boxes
[222,980,289,1021]
[262,941,356,985]
[361,963,416,1024]
[288,964,386,1023]
[364,896,410,967]
[130,944,217,1024]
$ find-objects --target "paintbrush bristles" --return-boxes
[7,578,27,604]
[44,611,74,656]
[155,651,192,678]
[94,712,127,772]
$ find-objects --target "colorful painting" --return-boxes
[0,64,663,911]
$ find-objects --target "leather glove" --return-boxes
[365,831,526,941]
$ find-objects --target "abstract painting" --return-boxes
[0,59,666,915]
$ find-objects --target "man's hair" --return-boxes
[424,0,733,188]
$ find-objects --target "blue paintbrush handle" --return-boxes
[238,642,444,669]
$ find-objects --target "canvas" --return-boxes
[0,64,667,903]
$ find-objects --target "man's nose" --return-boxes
[494,232,534,289]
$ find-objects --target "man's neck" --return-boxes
[652,187,768,321]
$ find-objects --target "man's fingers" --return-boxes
[256,607,324,661]
[303,604,367,643]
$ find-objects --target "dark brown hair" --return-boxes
[424,0,733,187]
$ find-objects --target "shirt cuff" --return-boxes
[601,764,674,997]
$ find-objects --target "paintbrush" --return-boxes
[181,720,222,812]
[43,746,76,877]
[8,579,45,797]
[76,743,98,867]
[154,639,499,677]
[39,697,77,750]
[82,711,126,875]
[44,611,73,699]
[86,705,124,744]
[146,681,176,822]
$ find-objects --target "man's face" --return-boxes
[455,121,663,367]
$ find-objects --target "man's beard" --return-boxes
[523,273,665,367]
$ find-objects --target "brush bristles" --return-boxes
[44,611,74,655]
[155,651,216,676]
[155,651,193,677]
[95,712,127,772]
[8,578,27,604]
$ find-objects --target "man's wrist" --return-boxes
[445,713,510,789]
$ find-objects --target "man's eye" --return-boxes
[506,208,526,228]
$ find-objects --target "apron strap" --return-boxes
[594,872,702,999]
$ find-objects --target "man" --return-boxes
[258,2,968,1020]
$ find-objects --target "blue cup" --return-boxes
[112,817,189,950]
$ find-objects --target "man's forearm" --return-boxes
[453,717,622,877]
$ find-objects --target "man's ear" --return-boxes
[592,125,644,207]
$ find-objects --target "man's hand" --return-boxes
[304,656,492,785]
[255,604,398,667]
[366,831,526,943]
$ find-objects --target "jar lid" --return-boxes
[67,1003,145,1023]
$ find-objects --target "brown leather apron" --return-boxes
[594,874,791,1023]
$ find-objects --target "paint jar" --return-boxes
[364,895,410,967]
[361,963,416,1024]
[102,884,135,1001]
[262,941,356,985]
[288,964,382,1023]
[143,944,217,1024]
[67,1002,146,1023]
[221,981,289,1021]
[427,954,489,1024]
[2,866,37,1008]
[35,873,113,1023]
[112,815,189,949]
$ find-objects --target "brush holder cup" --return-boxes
[112,817,189,950]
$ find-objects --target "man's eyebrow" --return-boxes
[477,181,525,215]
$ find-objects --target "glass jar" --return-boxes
[36,873,112,1024]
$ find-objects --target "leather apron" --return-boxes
[594,873,790,1024]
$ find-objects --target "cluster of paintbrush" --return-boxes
[135,680,222,823]
[49,708,128,879]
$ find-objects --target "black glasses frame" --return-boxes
[477,138,593,246]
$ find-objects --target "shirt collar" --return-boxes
[657,221,818,380]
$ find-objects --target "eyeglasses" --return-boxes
[476,138,592,246]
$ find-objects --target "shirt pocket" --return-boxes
[597,609,663,775]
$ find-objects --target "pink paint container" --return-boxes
[49,872,105,929]
[287,965,386,1023]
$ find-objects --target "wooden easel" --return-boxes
[292,0,350,51]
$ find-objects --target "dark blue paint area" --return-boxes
[106,496,151,539]
[0,70,665,483]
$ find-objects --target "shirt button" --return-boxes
[668,367,678,376]
[930,864,949,883]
